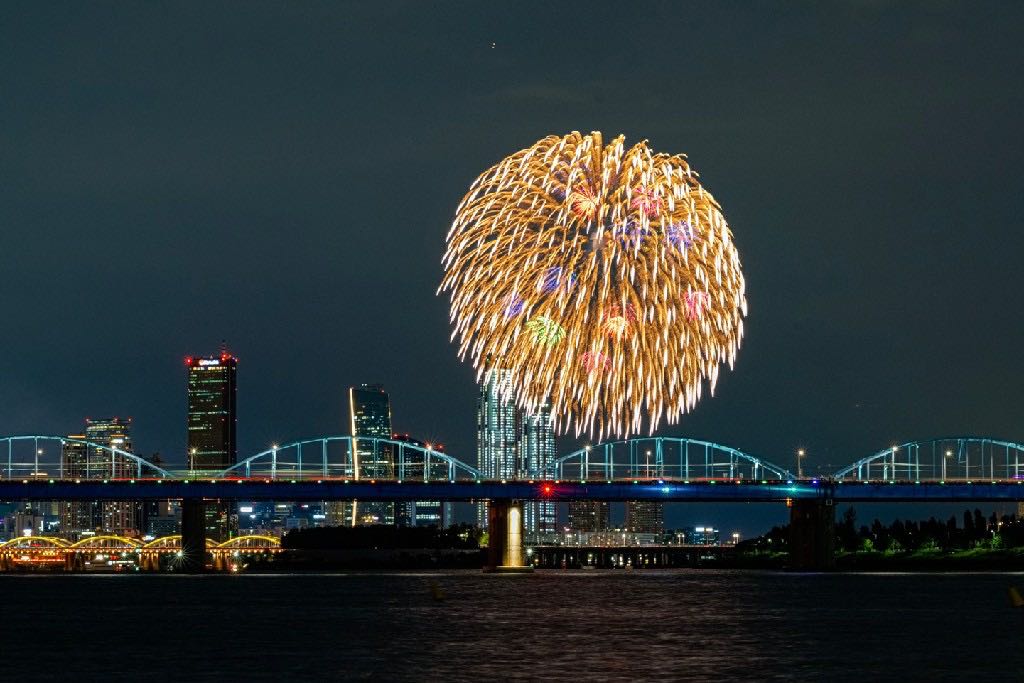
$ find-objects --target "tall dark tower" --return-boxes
[186,350,238,470]
[186,347,238,540]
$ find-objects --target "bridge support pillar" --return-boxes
[484,499,532,573]
[181,498,207,573]
[788,499,835,570]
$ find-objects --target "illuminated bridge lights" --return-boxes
[4,435,1024,492]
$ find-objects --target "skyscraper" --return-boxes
[520,402,556,536]
[186,349,238,541]
[349,384,393,524]
[186,351,237,471]
[350,384,393,478]
[476,368,519,528]
[60,417,139,537]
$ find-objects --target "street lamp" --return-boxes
[796,449,806,478]
[944,449,952,480]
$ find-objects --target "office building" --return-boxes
[186,349,238,541]
[348,384,394,524]
[350,384,393,478]
[476,368,519,528]
[689,526,720,546]
[186,351,237,470]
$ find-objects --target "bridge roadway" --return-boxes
[2,478,1023,502]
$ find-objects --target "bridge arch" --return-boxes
[216,535,280,550]
[141,535,216,550]
[219,436,482,481]
[834,437,1024,482]
[553,437,796,481]
[68,535,142,550]
[0,536,69,549]
[0,435,172,480]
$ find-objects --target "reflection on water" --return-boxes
[1,571,1021,681]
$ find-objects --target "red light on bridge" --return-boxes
[541,484,553,496]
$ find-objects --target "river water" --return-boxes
[2,570,1021,681]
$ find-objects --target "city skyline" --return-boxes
[2,3,1022,537]
[2,4,1021,679]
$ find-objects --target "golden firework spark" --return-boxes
[439,131,747,439]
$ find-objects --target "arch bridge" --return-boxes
[0,435,479,482]
[2,433,1024,573]
[0,534,281,571]
[220,437,481,481]
[553,437,795,482]
[834,437,1024,482]
[4,434,1024,484]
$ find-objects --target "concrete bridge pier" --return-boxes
[484,499,532,573]
[788,498,835,570]
[139,552,160,572]
[180,498,207,573]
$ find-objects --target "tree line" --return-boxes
[748,508,1024,554]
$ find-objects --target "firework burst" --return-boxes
[439,131,747,439]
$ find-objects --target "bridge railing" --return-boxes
[552,437,796,481]
[0,436,173,480]
[216,437,482,481]
[833,437,1024,482]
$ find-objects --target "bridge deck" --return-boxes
[1,479,1022,502]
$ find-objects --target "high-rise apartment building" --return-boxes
[567,501,610,532]
[625,501,665,535]
[348,384,394,525]
[520,402,556,536]
[186,349,238,541]
[475,370,559,532]
[476,369,519,528]
[60,417,140,537]
[59,437,98,536]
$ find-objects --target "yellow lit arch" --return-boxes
[216,535,281,549]
[68,535,142,549]
[0,536,69,549]
[141,535,216,549]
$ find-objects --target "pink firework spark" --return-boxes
[581,351,612,373]
[685,291,711,320]
[630,186,662,218]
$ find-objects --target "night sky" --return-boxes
[2,3,1022,532]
